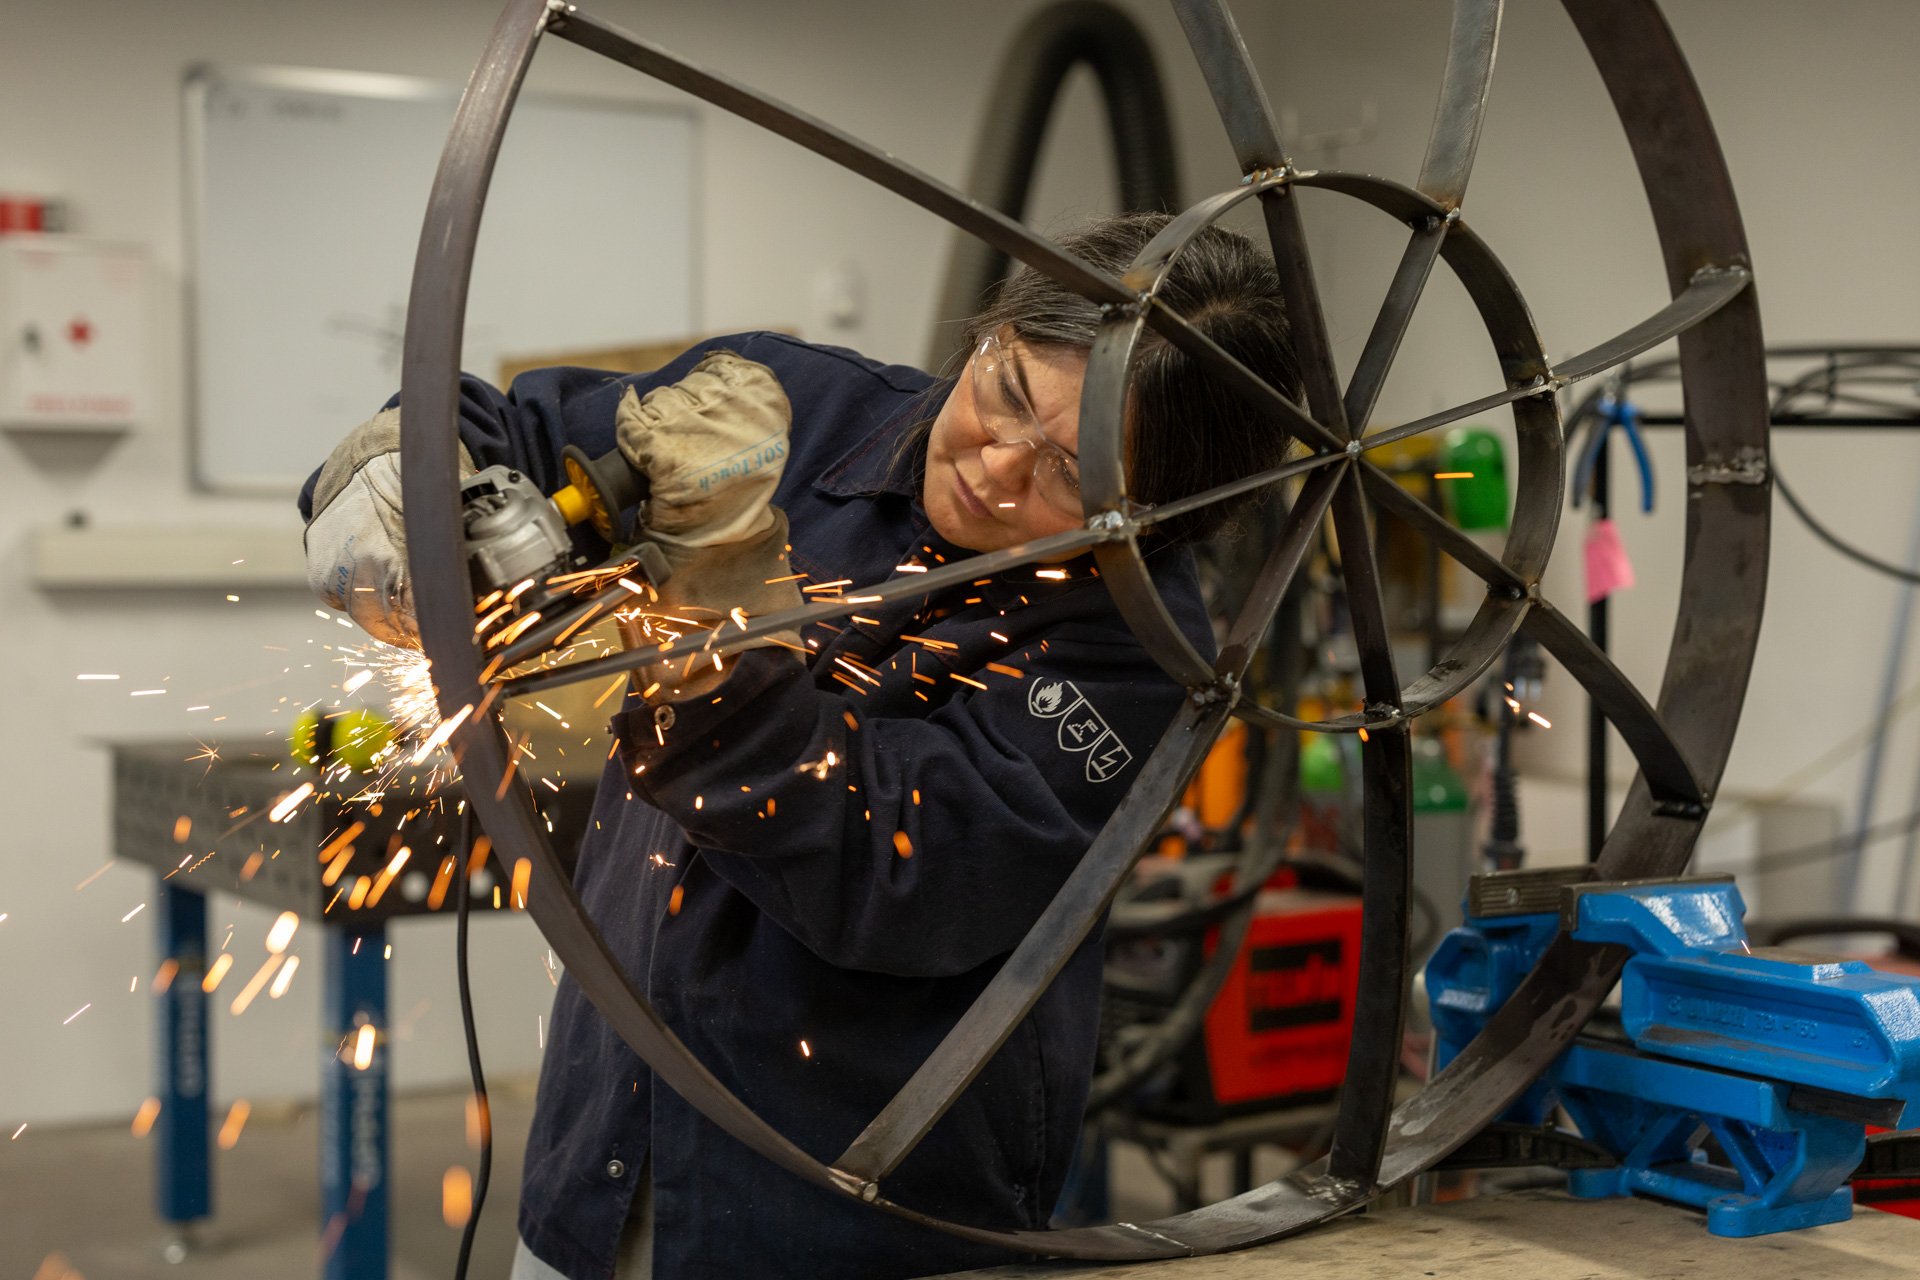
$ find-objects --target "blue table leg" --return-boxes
[157,883,211,1240]
[322,924,389,1280]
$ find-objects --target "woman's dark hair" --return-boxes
[958,212,1300,543]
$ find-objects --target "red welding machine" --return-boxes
[1103,856,1364,1121]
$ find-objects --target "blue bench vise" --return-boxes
[1427,871,1920,1236]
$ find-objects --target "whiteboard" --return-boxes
[185,65,698,492]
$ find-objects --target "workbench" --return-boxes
[939,1188,1920,1278]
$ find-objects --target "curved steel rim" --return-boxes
[399,0,1769,1260]
[1081,166,1564,737]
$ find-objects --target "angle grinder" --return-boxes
[459,443,669,600]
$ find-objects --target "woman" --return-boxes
[302,213,1299,1280]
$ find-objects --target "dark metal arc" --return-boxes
[1172,0,1347,433]
[399,0,844,1206]
[836,696,1235,1183]
[1417,0,1503,208]
[399,0,1771,1261]
[1322,464,1411,1186]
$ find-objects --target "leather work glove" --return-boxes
[613,352,806,690]
[304,406,473,649]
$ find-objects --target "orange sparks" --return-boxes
[802,579,852,594]
[553,603,606,648]
[153,959,180,995]
[841,710,859,731]
[321,847,355,888]
[216,1100,251,1150]
[202,953,235,993]
[466,1092,491,1148]
[352,1023,377,1071]
[1433,471,1475,480]
[474,603,513,634]
[488,610,544,649]
[467,835,493,883]
[985,662,1024,678]
[428,856,457,911]
[950,673,988,691]
[132,1097,162,1138]
[266,911,299,954]
[800,1039,813,1058]
[365,848,411,909]
[411,704,474,766]
[347,876,373,911]
[899,633,958,651]
[342,668,375,694]
[269,955,300,999]
[443,1166,475,1227]
[229,955,285,1015]
[511,858,533,910]
[668,885,685,916]
[1035,569,1068,580]
[1358,727,1371,743]
[317,822,365,865]
[593,676,628,710]
[1527,711,1552,729]
[172,816,192,843]
[268,782,315,824]
[892,831,914,859]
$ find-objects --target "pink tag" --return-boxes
[1584,518,1636,604]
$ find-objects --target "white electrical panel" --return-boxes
[0,235,150,430]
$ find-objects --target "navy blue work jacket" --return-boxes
[306,334,1213,1279]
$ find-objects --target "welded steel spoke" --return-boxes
[837,696,1235,1183]
[1327,721,1412,1184]
[1415,0,1503,209]
[498,524,1109,699]
[1361,382,1550,453]
[1144,297,1343,454]
[1343,217,1450,433]
[1360,461,1522,591]
[1321,469,1409,1187]
[1554,264,1752,382]
[1522,600,1704,809]
[545,7,1132,311]
[1215,464,1344,679]
[1170,0,1345,430]
[1358,265,1751,455]
[1133,446,1345,533]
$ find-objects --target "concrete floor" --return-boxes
[2,1080,536,1280]
[1,1078,1266,1280]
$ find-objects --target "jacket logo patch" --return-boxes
[1027,679,1133,783]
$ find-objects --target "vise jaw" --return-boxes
[1427,871,1920,1237]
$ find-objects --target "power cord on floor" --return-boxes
[454,809,492,1280]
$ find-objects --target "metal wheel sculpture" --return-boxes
[400,0,1768,1258]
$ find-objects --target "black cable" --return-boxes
[1772,464,1920,587]
[453,809,492,1280]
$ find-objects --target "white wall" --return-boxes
[3,0,1917,1130]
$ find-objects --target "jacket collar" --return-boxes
[813,380,952,500]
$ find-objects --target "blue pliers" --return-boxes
[1572,394,1654,513]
